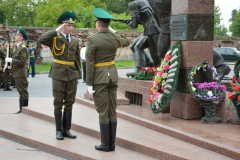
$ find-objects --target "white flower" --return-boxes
[158,94,163,103]
[168,68,177,74]
[167,73,175,78]
[155,101,159,109]
[170,55,178,63]
[169,61,178,69]
[207,91,213,97]
[164,89,171,94]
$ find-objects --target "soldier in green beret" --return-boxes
[86,8,130,152]
[27,40,37,78]
[38,11,82,140]
[5,27,29,113]
[0,40,13,91]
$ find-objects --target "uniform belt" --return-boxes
[94,61,114,67]
[13,65,17,67]
[29,55,35,58]
[54,59,74,65]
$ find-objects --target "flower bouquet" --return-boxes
[188,62,226,123]
[149,40,181,114]
[227,58,240,122]
[133,67,156,80]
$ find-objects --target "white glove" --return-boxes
[5,58,12,63]
[56,23,65,33]
[7,66,12,69]
[109,26,116,33]
[87,85,95,95]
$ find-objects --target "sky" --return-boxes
[215,0,240,32]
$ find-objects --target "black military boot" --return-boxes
[15,98,28,114]
[54,112,64,140]
[3,85,7,91]
[6,85,12,91]
[109,121,117,151]
[62,111,76,138]
[95,123,110,152]
[0,83,4,89]
[213,48,231,81]
[126,67,142,77]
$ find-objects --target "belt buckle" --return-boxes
[66,61,69,65]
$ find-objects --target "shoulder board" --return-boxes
[21,44,26,48]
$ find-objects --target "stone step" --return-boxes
[0,100,156,160]
[75,96,240,159]
[18,97,232,160]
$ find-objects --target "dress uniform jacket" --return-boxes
[38,30,82,81]
[86,30,129,86]
[12,44,28,78]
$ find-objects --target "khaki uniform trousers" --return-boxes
[15,76,29,99]
[52,79,78,112]
[93,78,118,124]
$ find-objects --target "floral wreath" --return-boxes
[188,63,226,101]
[228,58,240,121]
[149,40,181,114]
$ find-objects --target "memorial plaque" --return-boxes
[171,15,188,41]
[171,15,214,41]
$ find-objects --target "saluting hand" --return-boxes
[56,23,65,33]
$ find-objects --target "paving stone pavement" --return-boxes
[0,69,133,98]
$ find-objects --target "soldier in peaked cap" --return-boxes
[38,10,82,140]
[27,40,37,78]
[86,8,130,152]
[5,27,29,113]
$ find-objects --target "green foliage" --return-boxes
[134,69,154,80]
[216,25,229,37]
[0,0,37,26]
[229,9,240,37]
[0,9,6,24]
[214,5,229,37]
[229,9,238,22]
[101,0,129,15]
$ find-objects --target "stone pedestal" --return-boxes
[170,0,214,119]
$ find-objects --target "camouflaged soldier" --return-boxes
[38,11,82,140]
[5,27,29,113]
[86,8,130,152]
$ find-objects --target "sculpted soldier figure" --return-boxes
[124,0,162,76]
[86,8,130,151]
[39,11,82,140]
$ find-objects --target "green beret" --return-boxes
[93,8,114,21]
[27,40,33,44]
[17,27,28,40]
[57,10,76,24]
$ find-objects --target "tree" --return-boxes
[229,9,238,22]
[214,5,223,36]
[229,10,240,37]
[0,9,6,24]
[216,25,229,37]
[0,0,37,26]
[101,0,129,15]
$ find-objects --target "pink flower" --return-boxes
[150,95,154,101]
[165,55,171,61]
[155,93,161,99]
[154,81,160,86]
[153,89,158,94]
[159,71,164,76]
[161,86,165,91]
[163,64,169,70]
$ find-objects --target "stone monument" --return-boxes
[170,0,215,119]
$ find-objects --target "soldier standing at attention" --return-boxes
[38,11,82,140]
[1,40,13,91]
[86,8,130,151]
[27,40,37,78]
[5,27,29,113]
[0,36,4,88]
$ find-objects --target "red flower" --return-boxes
[232,76,236,83]
[148,67,152,70]
[235,86,240,92]
[161,86,165,91]
[165,55,171,61]
[233,83,237,87]
[148,88,151,93]
[238,95,240,102]
[163,64,169,70]
[228,92,236,100]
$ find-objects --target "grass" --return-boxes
[35,60,135,72]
